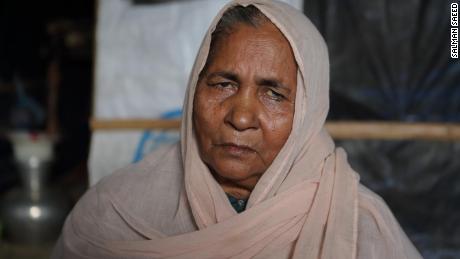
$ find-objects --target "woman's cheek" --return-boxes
[195,92,221,131]
[261,102,295,129]
[260,101,294,140]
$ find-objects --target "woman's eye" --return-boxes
[209,82,234,89]
[266,89,284,101]
[217,82,232,88]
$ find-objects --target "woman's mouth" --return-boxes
[219,143,255,156]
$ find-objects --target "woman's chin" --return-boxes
[210,160,262,186]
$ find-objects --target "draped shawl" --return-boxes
[52,0,422,258]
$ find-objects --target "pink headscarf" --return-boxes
[176,2,356,256]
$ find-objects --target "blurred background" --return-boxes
[0,0,458,258]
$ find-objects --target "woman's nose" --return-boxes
[224,92,260,131]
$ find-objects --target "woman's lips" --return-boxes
[219,143,255,156]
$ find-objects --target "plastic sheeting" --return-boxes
[89,0,303,184]
[304,0,460,122]
[304,0,460,257]
[338,140,460,258]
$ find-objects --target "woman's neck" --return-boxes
[221,184,251,200]
[212,173,260,200]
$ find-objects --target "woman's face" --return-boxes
[193,21,297,192]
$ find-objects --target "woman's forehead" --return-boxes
[202,19,297,77]
[205,23,296,83]
[199,3,299,76]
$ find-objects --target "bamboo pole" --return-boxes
[90,118,460,141]
[325,121,460,141]
[90,118,181,130]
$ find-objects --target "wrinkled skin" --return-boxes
[193,21,297,199]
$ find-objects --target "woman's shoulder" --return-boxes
[67,142,190,238]
[90,142,185,214]
[356,184,422,258]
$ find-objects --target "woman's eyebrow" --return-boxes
[256,78,292,93]
[206,72,291,93]
[207,71,240,83]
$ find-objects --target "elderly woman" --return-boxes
[53,0,422,258]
